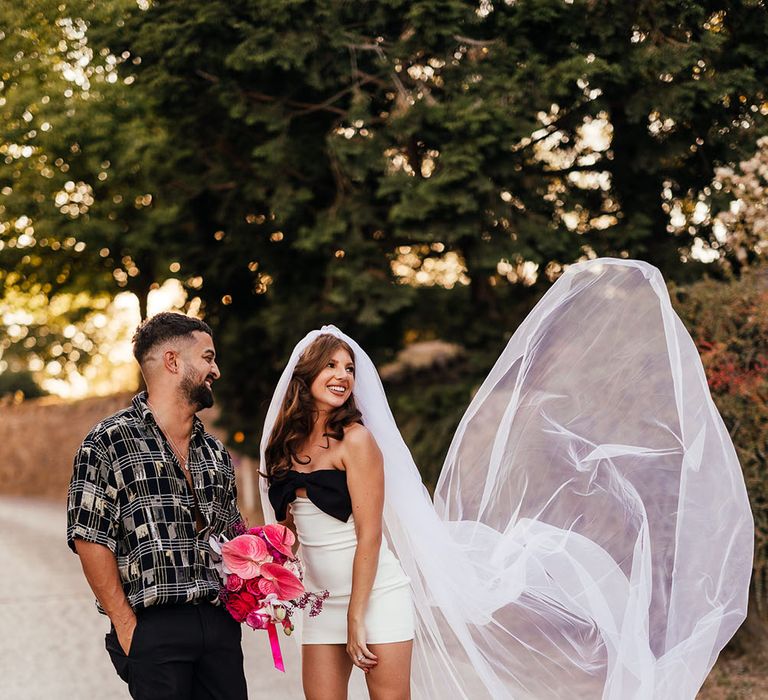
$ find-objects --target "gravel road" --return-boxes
[0,497,308,699]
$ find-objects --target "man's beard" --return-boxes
[180,370,214,410]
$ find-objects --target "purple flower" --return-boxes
[268,547,288,564]
[286,589,329,618]
[232,521,249,536]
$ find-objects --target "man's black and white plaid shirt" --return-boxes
[67,392,241,612]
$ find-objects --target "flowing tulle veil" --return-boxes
[258,258,752,699]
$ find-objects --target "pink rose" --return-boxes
[258,562,305,601]
[262,524,296,557]
[221,534,272,578]
[245,610,272,630]
[225,573,244,592]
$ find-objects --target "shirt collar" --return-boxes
[133,391,205,438]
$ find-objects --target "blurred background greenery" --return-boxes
[2,0,767,661]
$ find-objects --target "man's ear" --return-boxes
[162,349,179,374]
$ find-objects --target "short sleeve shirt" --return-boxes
[66,392,242,612]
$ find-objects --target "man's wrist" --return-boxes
[108,604,136,628]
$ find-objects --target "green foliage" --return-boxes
[0,1,178,311]
[103,0,762,435]
[3,0,768,443]
[0,368,47,399]
[0,288,120,389]
[672,270,768,611]
[387,367,478,490]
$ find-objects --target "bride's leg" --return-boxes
[302,644,353,700]
[365,641,413,700]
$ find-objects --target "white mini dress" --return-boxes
[269,469,414,645]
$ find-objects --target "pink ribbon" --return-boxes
[267,622,285,672]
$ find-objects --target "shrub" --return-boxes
[671,270,768,617]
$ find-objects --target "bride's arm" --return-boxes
[344,424,384,672]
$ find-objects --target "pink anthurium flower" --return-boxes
[258,562,305,601]
[221,534,271,579]
[262,524,296,558]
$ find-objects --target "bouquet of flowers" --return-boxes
[210,523,328,671]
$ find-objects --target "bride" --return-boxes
[264,333,414,699]
[259,258,753,700]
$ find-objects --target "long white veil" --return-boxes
[258,258,753,699]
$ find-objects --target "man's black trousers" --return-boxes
[105,602,247,700]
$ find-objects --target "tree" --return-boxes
[0,368,47,400]
[4,0,768,432]
[0,1,183,310]
[83,0,765,434]
[712,135,768,270]
[1,1,180,381]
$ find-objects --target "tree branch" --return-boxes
[539,162,610,175]
[194,69,351,117]
[452,34,497,47]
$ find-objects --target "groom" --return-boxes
[66,312,248,699]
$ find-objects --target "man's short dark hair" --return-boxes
[132,312,213,365]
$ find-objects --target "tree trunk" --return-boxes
[133,281,151,392]
[137,286,149,322]
[461,235,500,323]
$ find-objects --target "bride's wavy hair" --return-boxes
[265,334,362,482]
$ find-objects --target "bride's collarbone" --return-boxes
[293,441,347,473]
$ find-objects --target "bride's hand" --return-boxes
[346,619,378,673]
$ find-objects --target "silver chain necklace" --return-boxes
[147,401,190,473]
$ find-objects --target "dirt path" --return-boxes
[2,496,759,699]
[0,497,304,699]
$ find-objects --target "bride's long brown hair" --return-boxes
[265,334,363,482]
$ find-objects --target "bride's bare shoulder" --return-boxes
[343,421,370,440]
[342,422,380,454]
